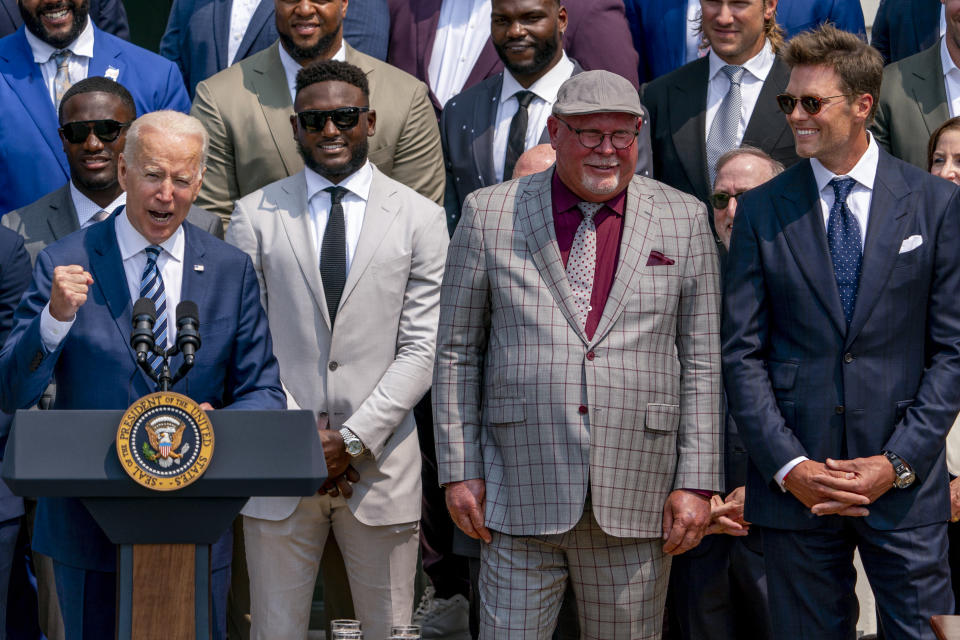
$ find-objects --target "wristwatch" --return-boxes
[882,451,916,489]
[339,428,366,457]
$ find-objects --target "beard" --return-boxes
[297,138,368,182]
[278,27,340,64]
[495,28,561,78]
[19,0,89,49]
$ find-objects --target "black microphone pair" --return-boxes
[131,298,201,365]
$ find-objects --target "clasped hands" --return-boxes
[317,415,360,498]
[784,456,897,517]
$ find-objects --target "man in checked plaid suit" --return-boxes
[433,70,724,640]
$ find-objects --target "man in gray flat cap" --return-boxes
[434,70,723,639]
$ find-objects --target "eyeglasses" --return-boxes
[776,93,852,115]
[556,118,639,150]
[710,191,745,210]
[59,119,131,144]
[296,107,369,132]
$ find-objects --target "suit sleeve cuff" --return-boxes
[39,303,73,353]
[775,456,809,491]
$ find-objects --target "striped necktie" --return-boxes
[140,246,167,374]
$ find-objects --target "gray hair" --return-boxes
[713,146,784,187]
[123,110,209,176]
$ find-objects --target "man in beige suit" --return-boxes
[192,0,444,223]
[226,60,449,640]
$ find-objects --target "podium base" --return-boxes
[117,543,211,640]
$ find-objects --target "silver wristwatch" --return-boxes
[339,428,366,457]
[882,451,916,489]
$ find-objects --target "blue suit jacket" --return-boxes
[160,0,390,98]
[870,0,941,64]
[626,0,866,84]
[0,0,130,40]
[722,150,960,532]
[0,216,285,571]
[0,25,191,216]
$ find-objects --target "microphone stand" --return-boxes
[136,343,195,392]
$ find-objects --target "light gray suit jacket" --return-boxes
[872,41,951,169]
[191,41,445,223]
[433,169,723,538]
[227,165,449,525]
[2,183,224,263]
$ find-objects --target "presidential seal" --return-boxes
[116,392,214,491]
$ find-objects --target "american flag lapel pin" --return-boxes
[193,264,204,272]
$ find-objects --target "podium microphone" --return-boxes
[131,297,156,364]
[175,301,201,367]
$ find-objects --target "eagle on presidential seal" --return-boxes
[143,416,191,468]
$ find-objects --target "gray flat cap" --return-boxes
[552,70,644,118]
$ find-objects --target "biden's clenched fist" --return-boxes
[50,265,94,322]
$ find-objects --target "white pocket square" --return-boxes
[899,235,923,254]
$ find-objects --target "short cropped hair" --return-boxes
[124,110,209,175]
[714,146,785,186]
[58,76,137,123]
[783,24,883,124]
[295,60,369,99]
[928,117,960,172]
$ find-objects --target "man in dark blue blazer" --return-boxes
[626,0,865,84]
[0,0,129,39]
[871,0,941,64]
[723,25,959,640]
[0,110,285,639]
[0,0,190,217]
[0,227,32,640]
[160,0,390,98]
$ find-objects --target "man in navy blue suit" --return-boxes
[0,0,190,217]
[0,110,285,640]
[723,25,960,640]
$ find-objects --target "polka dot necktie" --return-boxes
[705,65,745,185]
[827,177,861,326]
[568,202,602,329]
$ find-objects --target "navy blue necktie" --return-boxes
[140,246,167,374]
[827,177,861,325]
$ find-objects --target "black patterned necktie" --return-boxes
[503,90,536,180]
[320,186,349,328]
[826,177,861,325]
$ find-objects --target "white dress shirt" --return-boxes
[705,41,776,146]
[941,36,960,119]
[24,17,94,106]
[942,4,948,38]
[685,0,703,64]
[491,53,574,182]
[304,160,372,273]
[774,133,880,489]
[69,182,126,229]
[40,209,185,351]
[279,42,346,106]
[228,0,263,65]
[428,0,491,107]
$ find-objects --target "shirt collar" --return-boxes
[500,52,575,105]
[552,169,626,217]
[25,16,94,64]
[304,160,373,204]
[116,205,185,263]
[279,41,347,103]
[69,181,126,227]
[810,131,880,194]
[708,39,775,83]
[942,35,960,79]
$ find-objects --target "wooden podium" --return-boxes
[2,409,327,640]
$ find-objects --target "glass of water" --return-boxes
[389,624,421,638]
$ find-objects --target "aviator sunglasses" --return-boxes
[296,107,370,132]
[776,93,852,115]
[59,119,131,144]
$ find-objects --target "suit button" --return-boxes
[586,351,595,361]
[843,353,854,363]
[328,361,339,371]
[835,405,845,415]
[578,405,588,415]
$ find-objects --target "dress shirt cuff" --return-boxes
[682,488,714,499]
[39,303,74,352]
[775,456,809,491]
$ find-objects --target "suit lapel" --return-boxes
[776,162,847,335]
[472,75,502,187]
[516,171,583,339]
[88,26,125,84]
[743,57,790,149]
[174,223,210,372]
[908,45,950,140]
[590,180,655,346]
[669,59,709,200]
[844,152,911,347]
[275,172,331,330]
[237,1,275,61]
[417,0,442,80]
[47,184,79,241]
[340,168,400,308]
[251,43,300,177]
[211,0,230,70]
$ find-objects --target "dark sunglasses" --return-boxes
[710,191,745,210]
[296,107,369,132]
[60,119,130,144]
[776,93,852,115]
